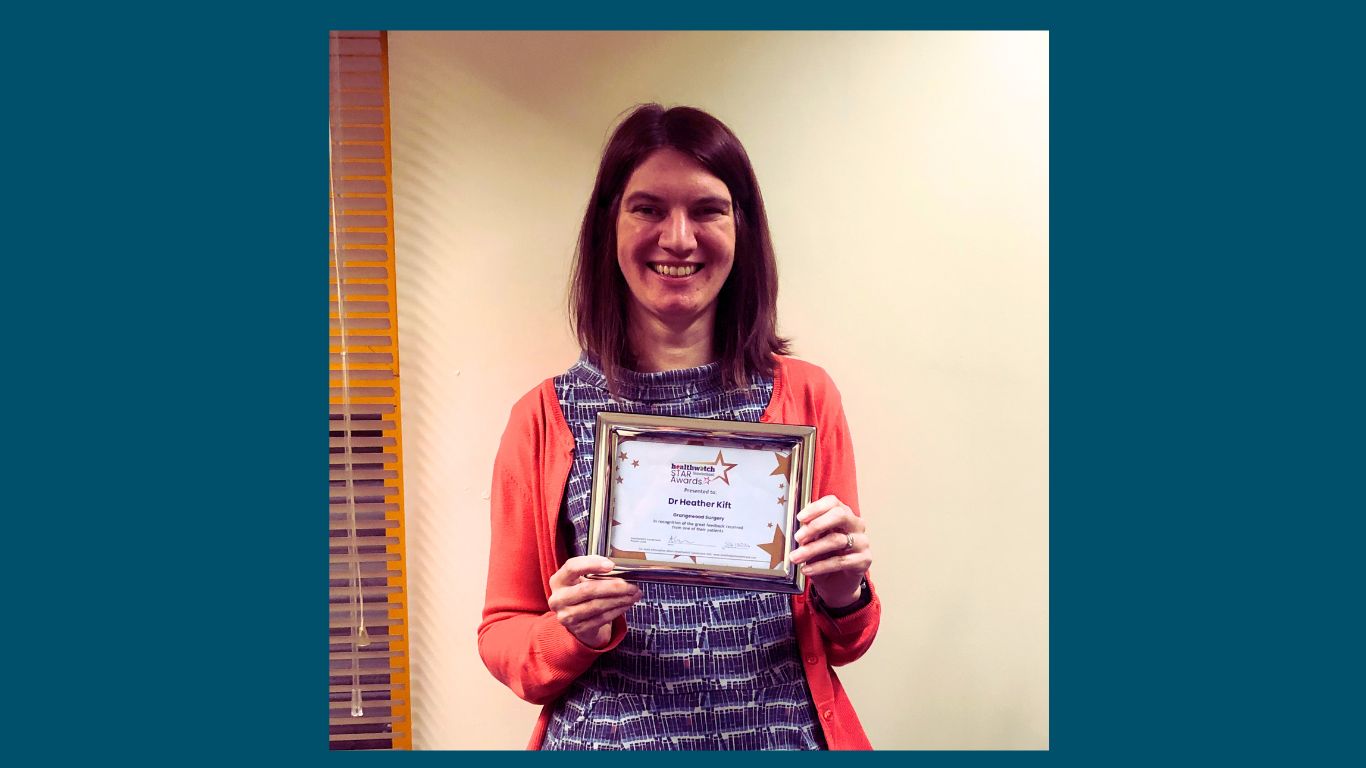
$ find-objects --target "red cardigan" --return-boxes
[478,356,881,750]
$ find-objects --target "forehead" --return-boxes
[622,148,731,200]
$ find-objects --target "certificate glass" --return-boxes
[587,412,816,594]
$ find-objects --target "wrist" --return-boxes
[819,585,862,609]
[812,574,862,608]
[811,576,871,618]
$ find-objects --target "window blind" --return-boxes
[329,30,412,751]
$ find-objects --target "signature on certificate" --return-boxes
[668,535,718,547]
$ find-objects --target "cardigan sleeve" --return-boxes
[791,359,882,666]
[476,387,627,705]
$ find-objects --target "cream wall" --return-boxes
[388,30,1048,750]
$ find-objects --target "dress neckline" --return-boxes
[566,351,725,403]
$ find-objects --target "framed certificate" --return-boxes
[587,412,816,594]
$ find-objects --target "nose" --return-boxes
[657,209,696,255]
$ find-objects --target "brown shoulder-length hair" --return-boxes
[569,103,791,395]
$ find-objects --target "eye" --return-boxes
[633,205,662,217]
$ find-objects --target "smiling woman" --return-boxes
[616,148,737,373]
[569,105,788,393]
[477,104,879,751]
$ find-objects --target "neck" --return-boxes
[626,302,717,373]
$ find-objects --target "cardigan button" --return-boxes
[823,709,834,721]
[805,655,818,665]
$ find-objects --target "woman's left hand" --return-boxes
[788,495,872,609]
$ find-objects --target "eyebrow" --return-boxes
[693,195,732,208]
[623,191,732,208]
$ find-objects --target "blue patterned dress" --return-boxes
[541,353,826,751]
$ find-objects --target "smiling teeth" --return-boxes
[653,264,700,277]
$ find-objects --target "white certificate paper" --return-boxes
[608,438,794,570]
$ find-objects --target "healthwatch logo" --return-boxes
[671,462,716,474]
[668,451,739,485]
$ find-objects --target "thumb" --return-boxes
[554,556,616,587]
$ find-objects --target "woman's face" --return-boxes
[616,148,736,326]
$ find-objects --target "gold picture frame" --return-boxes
[587,412,816,594]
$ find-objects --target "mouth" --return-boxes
[649,262,703,278]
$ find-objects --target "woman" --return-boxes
[478,104,879,750]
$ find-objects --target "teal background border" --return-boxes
[14,2,1356,762]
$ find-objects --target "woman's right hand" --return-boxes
[547,556,643,649]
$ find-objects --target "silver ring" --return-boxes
[844,533,855,550]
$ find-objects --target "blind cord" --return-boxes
[330,87,368,719]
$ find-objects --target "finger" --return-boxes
[557,592,643,630]
[790,530,864,565]
[568,600,637,635]
[799,551,871,578]
[596,601,636,626]
[550,556,616,589]
[795,495,843,525]
[549,579,640,613]
[553,577,642,609]
[796,506,863,545]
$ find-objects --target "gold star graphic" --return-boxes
[619,451,628,461]
[778,496,787,505]
[715,451,739,484]
[632,460,639,467]
[616,476,622,484]
[770,452,791,479]
[701,450,739,485]
[757,525,787,569]
[778,483,785,489]
[610,546,646,560]
[676,449,740,483]
[767,522,773,528]
[611,515,622,527]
